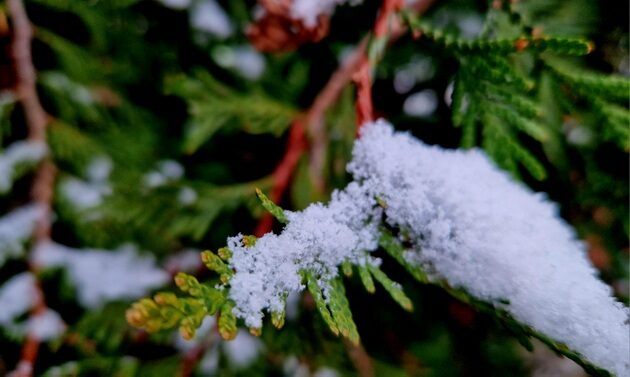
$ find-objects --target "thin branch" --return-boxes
[7,1,56,376]
[254,0,435,233]
[306,0,435,186]
[343,339,375,377]
[255,120,306,236]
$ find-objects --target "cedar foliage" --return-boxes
[0,0,627,376]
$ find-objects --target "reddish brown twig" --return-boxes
[178,315,221,377]
[306,0,434,184]
[7,0,56,375]
[354,0,404,131]
[254,120,307,236]
[254,0,435,234]
[353,53,374,127]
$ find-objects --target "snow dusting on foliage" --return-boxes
[0,204,44,266]
[0,141,47,193]
[190,0,234,38]
[227,119,629,375]
[351,120,629,376]
[0,272,36,326]
[291,0,364,27]
[0,272,62,340]
[60,156,112,212]
[26,309,65,341]
[33,242,169,309]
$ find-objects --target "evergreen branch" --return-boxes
[165,72,297,154]
[403,13,592,55]
[377,229,612,377]
[255,121,305,236]
[304,0,436,192]
[7,1,61,375]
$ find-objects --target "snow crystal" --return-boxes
[26,309,65,341]
[227,180,381,328]
[33,242,169,309]
[225,119,629,375]
[0,204,43,266]
[0,141,47,193]
[223,330,263,368]
[0,272,36,325]
[212,45,266,80]
[190,0,234,38]
[291,0,364,28]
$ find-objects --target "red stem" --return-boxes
[254,0,435,234]
[7,0,56,375]
[254,120,307,236]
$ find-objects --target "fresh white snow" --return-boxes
[144,159,185,188]
[158,0,191,9]
[60,156,112,212]
[0,204,44,266]
[33,242,169,309]
[26,309,65,341]
[0,272,37,325]
[190,0,234,38]
[290,0,364,28]
[223,330,263,368]
[403,89,438,117]
[0,141,47,193]
[212,45,266,80]
[225,119,629,375]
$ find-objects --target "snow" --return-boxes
[0,272,36,325]
[225,119,629,375]
[283,356,309,377]
[86,156,112,183]
[212,45,266,80]
[60,156,112,213]
[190,0,234,38]
[33,242,169,309]
[26,309,65,341]
[177,187,198,205]
[226,180,381,328]
[223,330,263,368]
[314,367,340,377]
[158,0,191,9]
[291,0,364,28]
[165,249,202,273]
[144,159,185,188]
[393,56,435,94]
[199,345,220,375]
[173,316,215,352]
[403,89,438,117]
[0,204,44,266]
[60,178,108,209]
[0,141,47,193]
